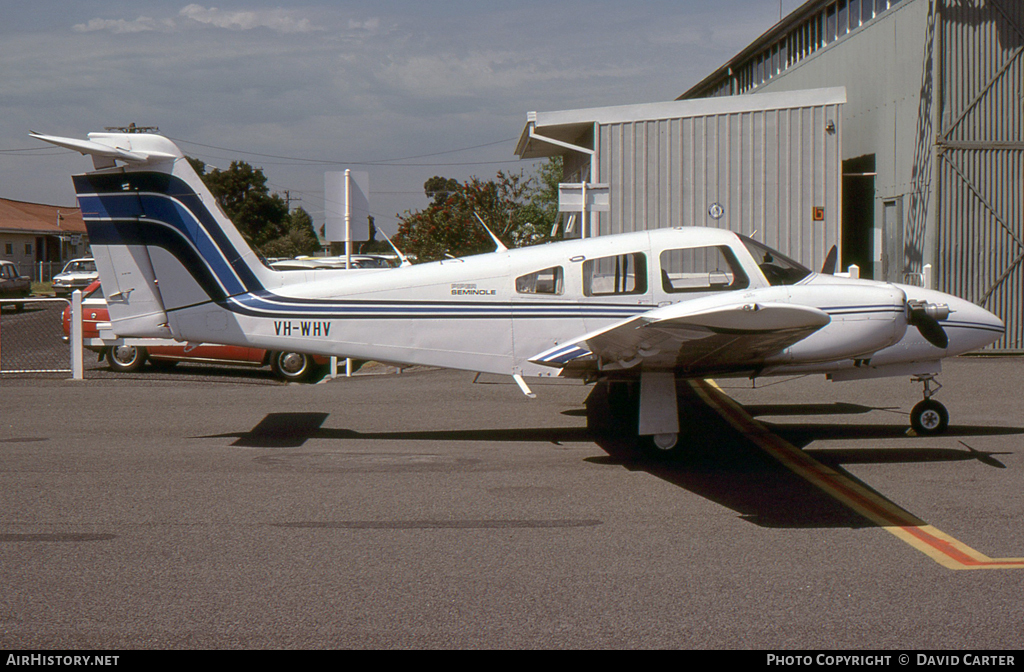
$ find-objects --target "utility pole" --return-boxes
[282,190,302,210]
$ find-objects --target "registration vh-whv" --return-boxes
[34,131,1005,457]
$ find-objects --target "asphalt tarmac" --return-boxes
[1,356,1023,649]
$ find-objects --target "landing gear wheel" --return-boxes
[106,345,147,373]
[639,432,684,461]
[911,399,949,435]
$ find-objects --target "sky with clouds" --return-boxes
[1,1,800,234]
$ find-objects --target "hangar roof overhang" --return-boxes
[515,86,847,160]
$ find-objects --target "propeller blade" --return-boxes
[821,245,838,274]
[907,300,951,349]
[908,307,949,349]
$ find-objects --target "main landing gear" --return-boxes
[910,374,948,435]
[585,376,685,460]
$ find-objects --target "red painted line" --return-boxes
[693,380,1024,570]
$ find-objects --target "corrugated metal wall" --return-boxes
[937,0,1024,351]
[592,103,843,271]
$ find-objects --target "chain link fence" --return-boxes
[8,261,68,283]
[0,299,72,376]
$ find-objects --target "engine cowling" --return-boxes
[767,284,908,364]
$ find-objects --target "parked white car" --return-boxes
[51,258,99,296]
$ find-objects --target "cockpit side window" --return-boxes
[739,235,812,286]
[659,246,749,293]
[583,253,647,296]
[516,266,564,295]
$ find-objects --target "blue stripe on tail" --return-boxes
[73,172,265,296]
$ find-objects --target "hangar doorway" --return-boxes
[842,155,876,280]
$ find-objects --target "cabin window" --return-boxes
[660,246,749,293]
[516,266,564,295]
[739,235,813,286]
[583,253,647,296]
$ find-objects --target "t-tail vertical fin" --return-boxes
[34,131,275,339]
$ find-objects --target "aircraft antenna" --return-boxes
[473,212,509,252]
[104,123,160,134]
[375,227,412,267]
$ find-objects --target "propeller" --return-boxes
[821,245,838,274]
[907,300,950,349]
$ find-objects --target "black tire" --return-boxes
[106,345,147,373]
[270,351,324,383]
[911,399,949,435]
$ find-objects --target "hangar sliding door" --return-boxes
[937,0,1023,351]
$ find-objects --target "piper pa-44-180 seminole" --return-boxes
[34,131,1005,456]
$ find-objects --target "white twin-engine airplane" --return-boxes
[36,131,1005,456]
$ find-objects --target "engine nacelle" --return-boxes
[767,284,908,364]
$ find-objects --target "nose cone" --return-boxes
[943,295,1005,354]
[903,286,1005,355]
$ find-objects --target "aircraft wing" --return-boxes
[530,299,831,376]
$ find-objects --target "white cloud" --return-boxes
[179,4,320,33]
[72,17,173,34]
[348,18,380,32]
[3,1,784,223]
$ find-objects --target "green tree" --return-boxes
[423,176,461,205]
[395,158,563,263]
[532,156,563,229]
[260,208,322,258]
[187,157,320,257]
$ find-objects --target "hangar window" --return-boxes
[516,266,564,295]
[660,246,749,293]
[583,253,647,296]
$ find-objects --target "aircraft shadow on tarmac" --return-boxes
[208,385,1022,531]
[584,383,1023,529]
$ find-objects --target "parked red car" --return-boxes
[62,281,329,382]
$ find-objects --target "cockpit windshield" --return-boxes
[739,235,813,286]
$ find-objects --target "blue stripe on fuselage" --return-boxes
[226,291,644,321]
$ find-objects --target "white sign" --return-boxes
[325,170,370,243]
[558,182,610,213]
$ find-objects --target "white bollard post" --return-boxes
[71,290,83,380]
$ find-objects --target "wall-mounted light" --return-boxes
[825,120,836,135]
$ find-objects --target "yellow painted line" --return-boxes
[691,379,1024,570]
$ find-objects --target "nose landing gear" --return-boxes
[910,374,949,435]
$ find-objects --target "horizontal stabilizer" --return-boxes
[30,132,180,165]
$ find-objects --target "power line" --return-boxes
[167,135,520,167]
